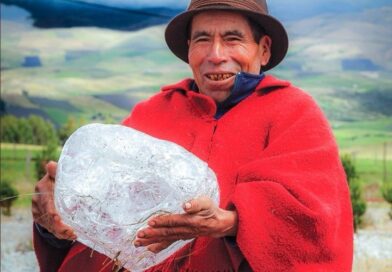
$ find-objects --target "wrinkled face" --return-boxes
[188,11,271,103]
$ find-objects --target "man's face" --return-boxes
[188,11,271,103]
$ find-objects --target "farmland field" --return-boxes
[1,143,49,207]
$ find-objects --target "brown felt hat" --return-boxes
[165,0,289,71]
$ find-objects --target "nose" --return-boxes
[206,39,227,65]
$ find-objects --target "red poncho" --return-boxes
[34,75,353,271]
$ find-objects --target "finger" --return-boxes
[135,227,196,245]
[52,215,76,235]
[183,196,214,214]
[148,213,193,228]
[32,174,53,222]
[147,240,176,253]
[35,197,58,229]
[46,161,58,180]
[135,233,194,248]
[53,227,77,240]
[31,201,45,222]
[39,215,76,240]
[48,214,76,239]
[34,184,75,238]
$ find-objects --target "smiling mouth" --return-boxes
[206,73,235,81]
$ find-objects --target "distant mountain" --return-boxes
[0,0,180,31]
[269,0,392,21]
[282,6,392,73]
[2,0,391,30]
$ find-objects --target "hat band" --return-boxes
[189,0,267,14]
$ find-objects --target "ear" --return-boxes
[258,35,272,66]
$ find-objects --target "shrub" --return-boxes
[341,154,366,232]
[0,114,59,145]
[34,135,60,179]
[0,181,18,216]
[381,182,392,219]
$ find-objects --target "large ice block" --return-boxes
[55,123,219,271]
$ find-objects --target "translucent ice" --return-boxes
[55,123,219,271]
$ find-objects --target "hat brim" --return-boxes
[165,6,288,71]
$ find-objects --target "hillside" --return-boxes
[1,4,391,150]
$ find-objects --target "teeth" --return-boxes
[207,74,233,81]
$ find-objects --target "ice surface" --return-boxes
[55,123,219,271]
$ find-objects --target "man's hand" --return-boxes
[134,196,238,253]
[32,161,76,240]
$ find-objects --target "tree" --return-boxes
[0,180,18,216]
[341,154,366,232]
[0,115,19,143]
[28,115,60,145]
[381,182,392,219]
[1,114,59,145]
[17,117,34,144]
[34,133,60,178]
[58,116,77,144]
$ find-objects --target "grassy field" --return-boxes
[1,143,46,207]
[334,118,392,199]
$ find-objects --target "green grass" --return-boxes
[336,119,392,186]
[44,107,71,125]
[0,143,62,208]
[1,144,43,207]
[336,130,391,149]
[334,118,392,149]
[355,158,392,183]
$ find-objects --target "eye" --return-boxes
[194,36,210,43]
[225,35,242,42]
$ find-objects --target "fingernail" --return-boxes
[148,220,156,226]
[184,202,192,209]
[138,232,145,238]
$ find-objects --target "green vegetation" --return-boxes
[334,119,392,149]
[1,114,62,208]
[1,144,41,207]
[34,132,60,179]
[342,154,367,232]
[381,182,392,219]
[0,180,19,216]
[43,108,70,125]
[1,115,58,145]
[58,117,78,144]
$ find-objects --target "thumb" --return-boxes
[46,161,58,180]
[183,196,214,214]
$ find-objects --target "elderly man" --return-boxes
[32,0,354,271]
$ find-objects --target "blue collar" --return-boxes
[191,72,265,119]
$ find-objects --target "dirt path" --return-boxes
[353,202,392,272]
[1,208,38,272]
